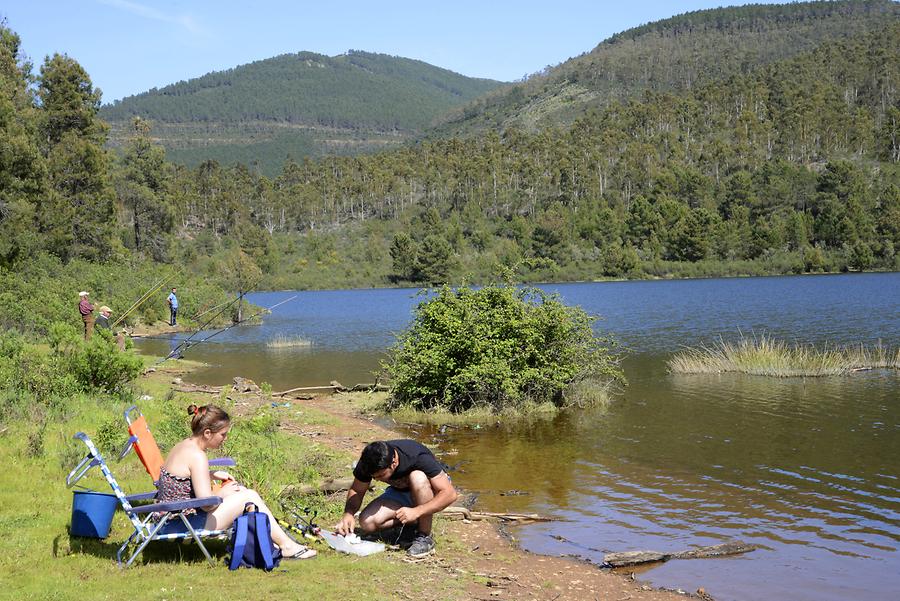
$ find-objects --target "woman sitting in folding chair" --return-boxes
[159,403,316,560]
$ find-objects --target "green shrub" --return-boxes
[0,330,25,359]
[384,284,623,413]
[59,330,143,395]
[242,410,279,435]
[94,416,129,458]
[145,401,190,453]
[0,327,143,420]
[47,322,80,352]
[225,410,286,495]
[12,346,78,406]
[26,423,47,458]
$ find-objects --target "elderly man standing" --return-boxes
[78,291,95,340]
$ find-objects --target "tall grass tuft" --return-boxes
[668,334,900,377]
[265,335,312,349]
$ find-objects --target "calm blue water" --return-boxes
[136,273,900,601]
[140,273,899,387]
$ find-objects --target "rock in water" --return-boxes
[232,376,261,393]
[603,550,671,567]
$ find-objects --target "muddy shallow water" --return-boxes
[138,273,900,601]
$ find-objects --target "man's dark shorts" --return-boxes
[376,473,451,508]
[378,486,413,507]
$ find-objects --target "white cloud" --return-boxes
[97,0,207,36]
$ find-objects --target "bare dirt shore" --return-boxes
[228,387,700,601]
[128,320,190,337]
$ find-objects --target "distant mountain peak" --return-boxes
[100,51,503,176]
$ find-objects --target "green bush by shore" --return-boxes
[384,284,623,414]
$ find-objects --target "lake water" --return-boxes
[136,273,900,601]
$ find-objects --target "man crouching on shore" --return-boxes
[336,439,458,557]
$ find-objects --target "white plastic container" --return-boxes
[319,531,385,556]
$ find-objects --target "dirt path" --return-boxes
[230,388,697,601]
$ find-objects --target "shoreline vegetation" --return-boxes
[384,392,609,428]
[668,335,900,377]
[265,334,313,349]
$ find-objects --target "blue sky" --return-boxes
[3,1,782,104]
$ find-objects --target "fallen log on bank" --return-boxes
[273,380,388,396]
[273,380,347,396]
[173,384,223,394]
[604,541,758,567]
[349,382,390,392]
[442,506,555,523]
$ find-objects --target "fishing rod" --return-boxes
[130,296,237,343]
[164,294,297,360]
[188,300,213,321]
[156,294,298,364]
[189,296,237,322]
[113,272,173,327]
[278,500,320,540]
[113,271,179,328]
[159,295,242,362]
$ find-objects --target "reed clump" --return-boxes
[265,335,312,349]
[668,335,900,377]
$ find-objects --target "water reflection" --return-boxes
[405,357,900,601]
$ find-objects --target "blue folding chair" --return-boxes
[67,432,232,568]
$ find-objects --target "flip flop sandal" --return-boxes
[284,546,317,560]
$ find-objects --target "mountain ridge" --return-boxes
[100,50,503,175]
[432,0,899,137]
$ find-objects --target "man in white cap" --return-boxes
[78,292,95,340]
[96,306,112,331]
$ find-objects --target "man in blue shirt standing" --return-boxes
[167,287,179,326]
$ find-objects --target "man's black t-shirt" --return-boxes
[353,439,443,483]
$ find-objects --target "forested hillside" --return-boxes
[100,51,502,176]
[435,0,898,136]
[2,7,899,305]
[191,22,900,287]
[0,22,233,332]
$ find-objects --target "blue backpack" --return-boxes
[228,503,282,571]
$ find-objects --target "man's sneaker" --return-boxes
[406,532,435,558]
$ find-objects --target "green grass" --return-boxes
[387,399,591,427]
[668,334,900,377]
[356,382,613,427]
[0,371,466,601]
